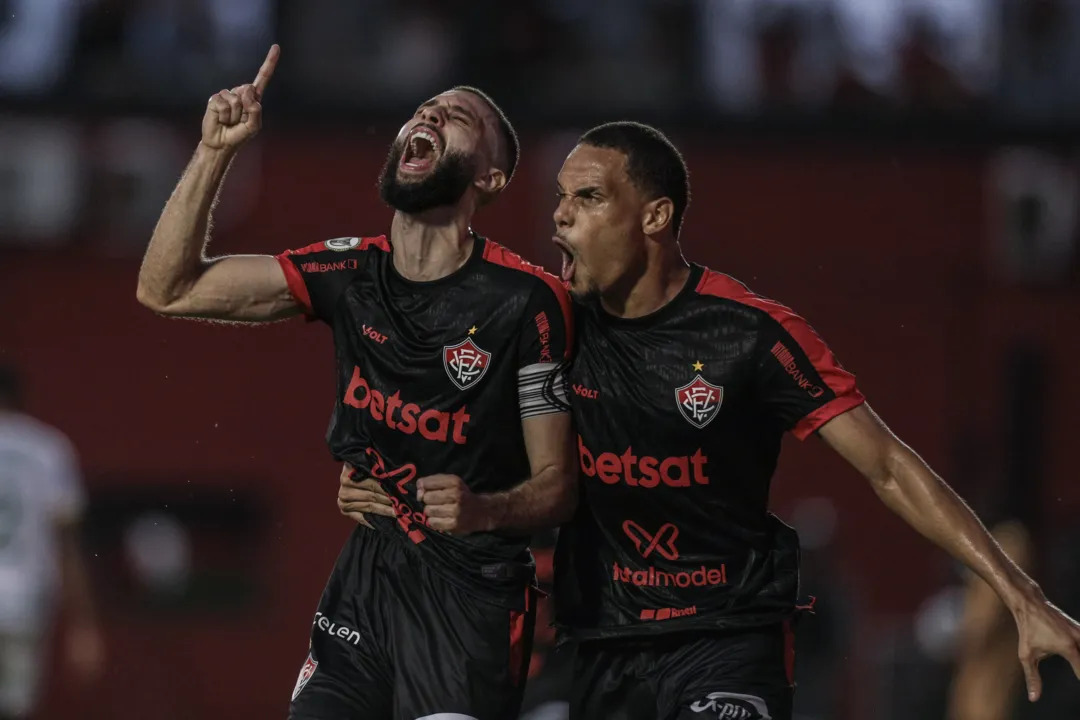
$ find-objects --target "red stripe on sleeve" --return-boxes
[483,240,575,357]
[360,235,390,252]
[696,269,865,438]
[791,394,865,440]
[274,255,315,317]
[277,240,327,257]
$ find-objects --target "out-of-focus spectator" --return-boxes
[0,365,104,719]
[946,519,1033,720]
[696,0,838,114]
[998,0,1080,122]
[0,118,81,246]
[123,0,274,101]
[532,0,691,112]
[0,0,82,96]
[901,0,1000,112]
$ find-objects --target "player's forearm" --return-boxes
[872,444,1041,612]
[137,143,236,310]
[481,465,577,534]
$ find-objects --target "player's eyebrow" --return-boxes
[555,184,602,197]
[448,104,478,123]
[417,99,478,124]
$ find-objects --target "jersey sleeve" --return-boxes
[274,236,385,323]
[755,308,865,440]
[516,279,575,419]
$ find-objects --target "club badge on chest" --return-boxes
[675,361,723,429]
[444,326,491,391]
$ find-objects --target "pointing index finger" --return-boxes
[252,44,280,95]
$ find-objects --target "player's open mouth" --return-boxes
[553,237,576,282]
[401,126,442,173]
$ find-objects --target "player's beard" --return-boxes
[570,283,603,307]
[378,140,477,215]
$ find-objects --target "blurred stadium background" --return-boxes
[2,0,1080,718]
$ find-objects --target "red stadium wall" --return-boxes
[4,131,1079,718]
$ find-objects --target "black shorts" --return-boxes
[289,527,536,720]
[568,625,794,720]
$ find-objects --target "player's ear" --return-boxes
[474,167,507,198]
[642,197,674,238]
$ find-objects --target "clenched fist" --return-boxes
[201,44,280,151]
[417,474,498,535]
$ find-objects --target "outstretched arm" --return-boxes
[136,45,297,322]
[819,403,1080,700]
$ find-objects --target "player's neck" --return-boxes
[390,209,475,282]
[601,246,691,320]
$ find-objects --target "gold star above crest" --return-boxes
[692,361,704,372]
[468,326,478,335]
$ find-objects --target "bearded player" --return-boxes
[136,45,577,720]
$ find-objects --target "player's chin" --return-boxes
[566,272,591,298]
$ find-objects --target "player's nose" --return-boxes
[553,197,572,228]
[420,105,445,128]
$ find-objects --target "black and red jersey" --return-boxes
[554,263,864,640]
[275,232,572,605]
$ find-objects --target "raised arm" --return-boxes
[136,45,297,323]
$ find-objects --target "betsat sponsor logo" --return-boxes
[578,435,709,488]
[343,364,471,445]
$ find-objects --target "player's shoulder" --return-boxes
[691,264,805,329]
[278,235,391,259]
[478,237,570,304]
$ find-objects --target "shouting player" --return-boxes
[136,45,576,720]
[548,122,1080,720]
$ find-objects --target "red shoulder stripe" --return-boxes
[275,257,314,316]
[276,235,389,258]
[482,240,574,357]
[276,240,324,257]
[360,235,390,252]
[696,269,863,438]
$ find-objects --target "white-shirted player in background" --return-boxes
[0,365,103,719]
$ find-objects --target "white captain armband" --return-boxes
[518,362,568,419]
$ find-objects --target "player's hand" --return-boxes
[337,463,395,529]
[66,622,105,683]
[1013,592,1080,700]
[417,474,498,535]
[201,44,280,151]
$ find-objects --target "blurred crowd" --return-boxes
[2,0,1080,122]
